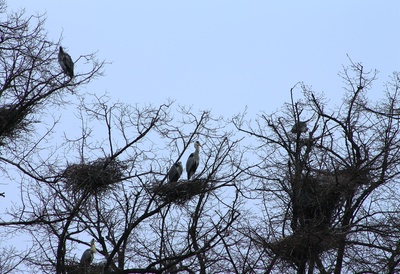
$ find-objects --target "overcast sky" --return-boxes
[3,0,400,265]
[6,1,400,117]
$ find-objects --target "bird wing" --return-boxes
[186,153,194,172]
[186,153,199,179]
[176,163,183,177]
[168,165,178,182]
[80,249,93,265]
[58,56,67,71]
[63,54,74,77]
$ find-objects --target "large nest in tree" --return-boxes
[65,261,159,274]
[65,260,105,274]
[265,229,342,264]
[62,157,125,194]
[0,104,31,141]
[294,167,370,229]
[151,179,214,204]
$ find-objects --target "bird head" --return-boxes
[194,141,202,149]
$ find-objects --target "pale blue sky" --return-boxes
[3,0,400,267]
[7,1,400,117]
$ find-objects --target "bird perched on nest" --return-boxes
[168,161,183,182]
[80,239,96,271]
[58,46,74,78]
[186,141,202,180]
[291,121,308,134]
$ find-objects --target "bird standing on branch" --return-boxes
[80,239,96,272]
[58,46,74,78]
[186,141,202,180]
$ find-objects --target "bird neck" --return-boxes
[194,146,200,160]
[90,244,97,253]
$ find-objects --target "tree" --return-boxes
[0,5,246,272]
[8,91,247,273]
[0,3,104,273]
[233,60,400,273]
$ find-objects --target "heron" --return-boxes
[291,121,308,134]
[168,161,183,182]
[80,239,96,272]
[186,141,202,180]
[58,46,74,78]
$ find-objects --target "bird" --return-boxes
[80,239,96,271]
[58,46,74,78]
[186,141,202,180]
[168,161,183,182]
[291,121,308,134]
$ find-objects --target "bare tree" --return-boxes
[0,4,245,271]
[233,60,400,273]
[3,84,247,273]
[3,2,400,273]
[0,3,104,273]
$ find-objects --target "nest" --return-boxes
[0,104,30,141]
[151,179,213,204]
[293,168,369,229]
[266,229,342,264]
[62,157,125,194]
[65,260,105,274]
[65,261,160,274]
[256,168,369,266]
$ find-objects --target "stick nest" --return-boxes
[151,179,213,204]
[294,167,369,229]
[266,229,342,264]
[262,167,369,264]
[0,104,31,142]
[63,157,125,194]
[65,260,105,274]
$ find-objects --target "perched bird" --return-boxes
[168,161,183,182]
[80,239,96,271]
[186,141,202,180]
[58,46,74,78]
[291,121,308,134]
